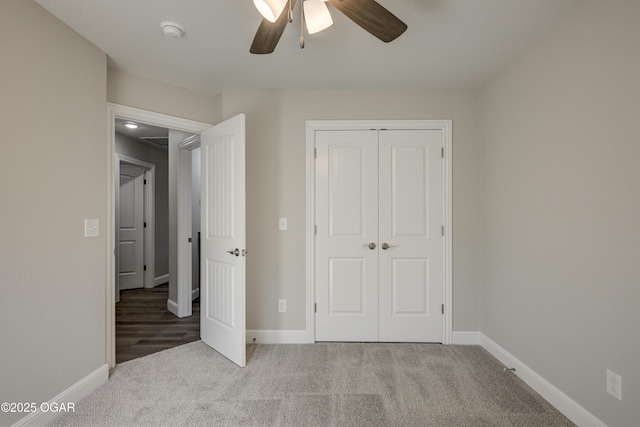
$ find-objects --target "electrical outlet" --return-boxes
[278,299,286,313]
[606,369,622,401]
[279,217,288,231]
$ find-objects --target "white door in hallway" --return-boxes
[200,114,247,367]
[315,128,444,342]
[118,164,145,291]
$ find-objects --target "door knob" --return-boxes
[381,243,397,250]
[227,248,240,256]
[362,242,376,250]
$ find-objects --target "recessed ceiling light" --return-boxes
[124,122,139,129]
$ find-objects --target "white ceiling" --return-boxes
[35,0,580,96]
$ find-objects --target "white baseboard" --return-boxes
[246,330,309,344]
[167,298,179,316]
[12,364,108,427]
[451,331,482,345]
[192,288,199,301]
[154,274,169,287]
[478,333,606,427]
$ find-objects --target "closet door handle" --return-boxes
[381,243,397,250]
[362,242,376,250]
[226,248,240,256]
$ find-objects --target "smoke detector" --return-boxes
[161,21,185,39]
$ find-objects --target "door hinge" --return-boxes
[314,148,317,159]
[314,303,317,313]
[441,304,444,315]
[188,237,192,243]
[441,147,444,158]
[144,179,147,185]
[144,265,147,271]
[144,222,147,228]
[441,225,445,236]
[314,225,317,236]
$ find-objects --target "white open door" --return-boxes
[200,114,246,367]
[118,164,145,291]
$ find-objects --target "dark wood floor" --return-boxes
[116,284,200,364]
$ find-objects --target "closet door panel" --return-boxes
[315,130,379,341]
[378,129,443,342]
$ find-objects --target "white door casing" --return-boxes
[310,121,452,344]
[118,165,145,291]
[200,114,246,367]
[175,134,201,319]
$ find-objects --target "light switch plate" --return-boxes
[279,217,288,231]
[84,219,100,237]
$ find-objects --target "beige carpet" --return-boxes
[50,341,574,426]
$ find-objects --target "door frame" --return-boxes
[106,103,212,368]
[115,154,156,301]
[305,120,453,344]
[173,134,200,319]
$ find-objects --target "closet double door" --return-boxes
[315,128,444,342]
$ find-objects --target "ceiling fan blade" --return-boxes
[327,0,407,43]
[250,0,297,54]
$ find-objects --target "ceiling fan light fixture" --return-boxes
[253,0,289,23]
[303,0,333,35]
[250,0,407,54]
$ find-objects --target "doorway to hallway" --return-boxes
[108,104,210,367]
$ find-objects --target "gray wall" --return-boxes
[108,68,222,125]
[0,1,107,425]
[115,133,170,279]
[479,1,639,425]
[220,89,481,332]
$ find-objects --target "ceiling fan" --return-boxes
[250,0,407,54]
